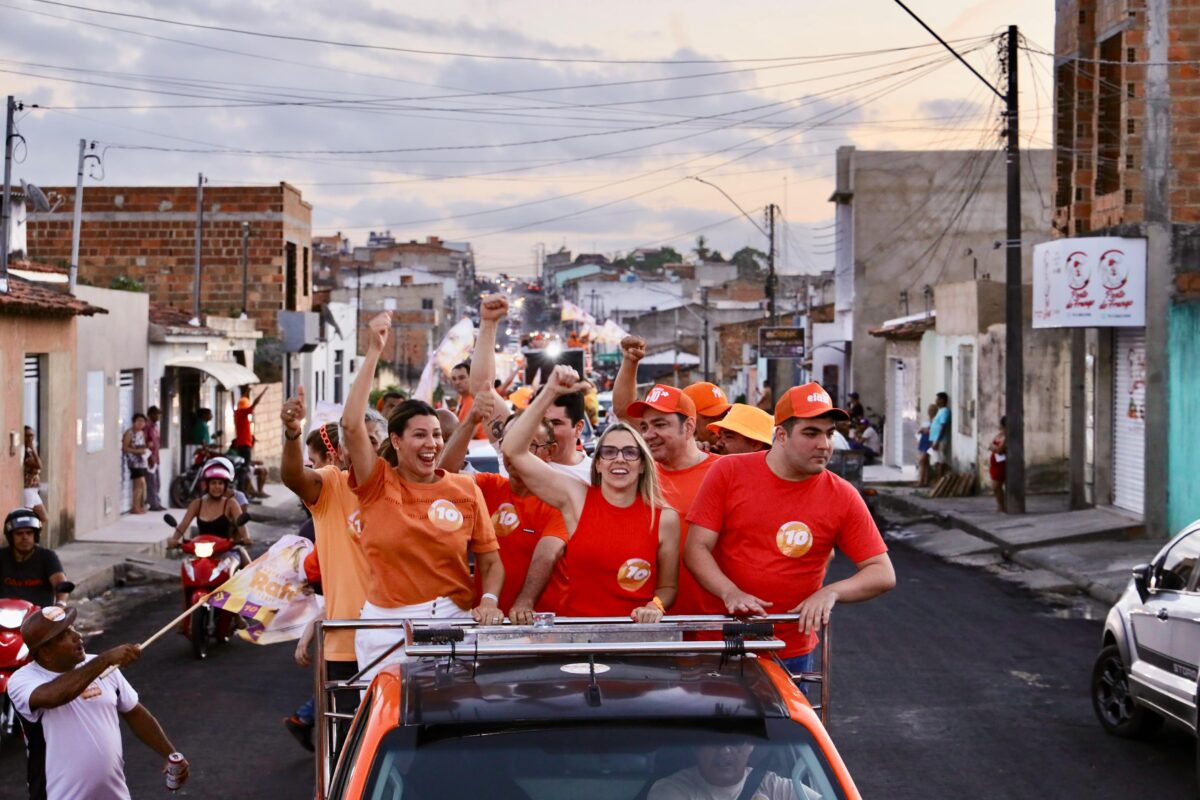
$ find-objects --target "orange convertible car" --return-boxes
[315,616,860,800]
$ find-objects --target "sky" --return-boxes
[2,1,1056,276]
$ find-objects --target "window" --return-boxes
[86,370,105,453]
[334,350,345,404]
[1096,33,1123,196]
[421,298,434,310]
[363,720,847,800]
[285,242,298,311]
[1155,532,1200,592]
[303,247,311,297]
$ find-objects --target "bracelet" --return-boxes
[650,595,666,613]
[481,592,499,603]
[284,429,302,441]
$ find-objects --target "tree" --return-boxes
[731,246,767,281]
[693,235,711,262]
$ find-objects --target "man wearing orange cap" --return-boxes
[708,403,774,455]
[613,336,721,614]
[685,382,895,677]
[681,382,732,446]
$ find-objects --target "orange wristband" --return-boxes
[650,596,666,613]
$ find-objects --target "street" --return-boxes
[0,521,1193,799]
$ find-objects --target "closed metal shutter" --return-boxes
[119,371,135,513]
[1112,329,1146,515]
[23,355,39,435]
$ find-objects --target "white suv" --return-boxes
[1091,521,1200,774]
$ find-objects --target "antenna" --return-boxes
[20,180,51,213]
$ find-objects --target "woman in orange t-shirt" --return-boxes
[502,365,679,622]
[342,312,504,681]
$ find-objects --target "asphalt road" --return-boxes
[0,526,1193,798]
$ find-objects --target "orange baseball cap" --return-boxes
[707,403,774,445]
[682,382,732,417]
[626,384,697,419]
[774,382,850,424]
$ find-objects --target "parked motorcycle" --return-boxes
[164,513,249,660]
[168,448,252,508]
[0,581,74,751]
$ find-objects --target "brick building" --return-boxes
[1052,0,1200,535]
[25,183,313,332]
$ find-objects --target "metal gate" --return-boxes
[1112,329,1146,515]
[23,356,39,441]
[119,371,135,513]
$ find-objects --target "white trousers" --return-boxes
[354,597,470,685]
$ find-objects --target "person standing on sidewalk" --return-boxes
[9,606,188,800]
[144,407,167,512]
[121,414,151,515]
[989,417,1008,513]
[234,387,269,500]
[23,427,48,530]
[929,392,952,480]
[685,383,895,676]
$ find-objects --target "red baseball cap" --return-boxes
[626,384,697,420]
[682,382,732,417]
[774,382,850,424]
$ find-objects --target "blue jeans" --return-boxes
[295,695,315,726]
[781,653,816,698]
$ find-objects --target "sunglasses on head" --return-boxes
[598,445,643,461]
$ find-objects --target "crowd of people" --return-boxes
[274,294,896,749]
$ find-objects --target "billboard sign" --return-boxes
[758,326,805,359]
[1032,237,1146,328]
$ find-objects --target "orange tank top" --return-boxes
[561,486,661,616]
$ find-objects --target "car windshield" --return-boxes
[362,720,846,800]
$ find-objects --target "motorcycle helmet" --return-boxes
[201,460,234,484]
[4,508,42,545]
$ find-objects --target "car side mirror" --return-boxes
[1132,563,1152,603]
[164,513,179,529]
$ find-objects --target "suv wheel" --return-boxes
[1091,644,1163,738]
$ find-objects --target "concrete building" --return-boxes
[829,146,1054,420]
[25,183,313,333]
[1051,0,1200,536]
[0,277,105,546]
[331,282,446,384]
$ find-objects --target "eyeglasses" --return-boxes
[598,445,643,461]
[529,441,555,453]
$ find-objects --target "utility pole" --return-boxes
[0,96,17,294]
[191,173,204,325]
[1003,25,1026,514]
[766,203,779,398]
[240,221,250,319]
[701,285,711,382]
[894,3,1025,514]
[69,140,88,294]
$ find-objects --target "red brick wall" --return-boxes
[25,184,312,332]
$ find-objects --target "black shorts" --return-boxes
[129,467,148,479]
[234,444,252,462]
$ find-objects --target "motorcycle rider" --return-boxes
[0,510,69,608]
[167,463,252,555]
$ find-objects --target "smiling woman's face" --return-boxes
[391,414,443,481]
[595,429,644,490]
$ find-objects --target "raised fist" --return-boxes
[281,386,306,434]
[620,335,646,363]
[367,312,393,353]
[480,294,509,322]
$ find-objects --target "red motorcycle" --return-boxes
[0,580,73,750]
[165,514,247,660]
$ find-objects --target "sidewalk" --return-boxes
[62,488,303,601]
[868,477,1161,605]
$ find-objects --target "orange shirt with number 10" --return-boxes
[656,452,722,614]
[307,466,370,662]
[350,457,499,610]
[472,472,568,612]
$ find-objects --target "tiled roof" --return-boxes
[148,303,218,335]
[8,259,67,275]
[869,315,935,340]
[0,274,106,317]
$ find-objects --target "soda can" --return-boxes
[166,752,186,791]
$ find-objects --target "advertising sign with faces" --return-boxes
[1032,236,1146,328]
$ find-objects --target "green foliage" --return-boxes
[107,275,145,292]
[731,247,767,281]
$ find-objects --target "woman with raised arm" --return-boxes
[502,365,679,623]
[341,312,503,680]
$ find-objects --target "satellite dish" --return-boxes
[20,180,52,213]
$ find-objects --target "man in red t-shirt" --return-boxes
[685,382,895,674]
[613,336,722,614]
[233,386,268,498]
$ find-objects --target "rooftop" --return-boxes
[0,273,106,318]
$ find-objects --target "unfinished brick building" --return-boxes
[25,182,313,332]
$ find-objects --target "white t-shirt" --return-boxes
[9,655,139,800]
[551,453,594,484]
[860,427,881,453]
[648,767,799,800]
[831,431,851,451]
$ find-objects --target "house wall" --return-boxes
[25,183,313,332]
[838,147,1053,417]
[1168,302,1200,534]
[73,287,150,533]
[0,316,78,546]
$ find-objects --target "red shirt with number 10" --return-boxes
[687,451,886,657]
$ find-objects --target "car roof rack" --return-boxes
[313,614,831,800]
